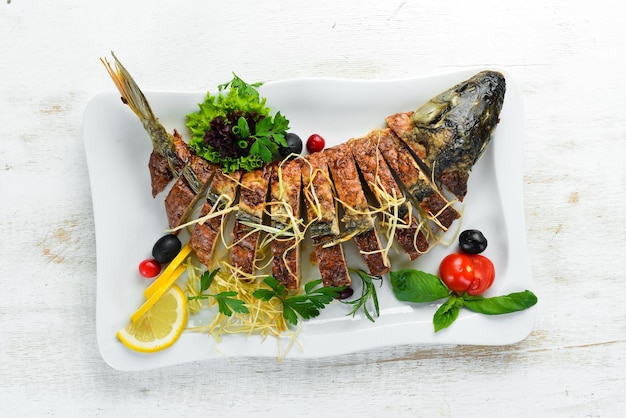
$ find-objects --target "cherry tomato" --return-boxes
[139,258,161,278]
[439,253,475,293]
[466,254,495,295]
[439,253,495,295]
[306,134,325,153]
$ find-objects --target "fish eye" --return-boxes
[457,82,470,93]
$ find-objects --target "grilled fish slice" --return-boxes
[348,133,429,261]
[230,164,272,276]
[269,160,303,289]
[163,132,217,230]
[375,129,460,230]
[148,151,174,197]
[324,144,390,276]
[302,152,339,238]
[301,152,351,287]
[190,169,241,267]
[387,70,506,201]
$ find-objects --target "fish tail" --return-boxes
[100,52,157,124]
[101,52,177,160]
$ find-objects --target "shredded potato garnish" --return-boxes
[185,261,290,338]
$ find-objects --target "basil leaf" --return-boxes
[462,290,538,315]
[390,269,451,303]
[433,295,464,332]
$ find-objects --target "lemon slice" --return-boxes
[116,285,188,353]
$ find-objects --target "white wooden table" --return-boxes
[2,1,624,416]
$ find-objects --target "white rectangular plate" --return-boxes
[83,68,535,371]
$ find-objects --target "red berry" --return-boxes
[306,134,325,153]
[139,259,161,278]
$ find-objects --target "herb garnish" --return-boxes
[253,277,345,326]
[389,269,538,332]
[186,73,289,173]
[187,268,250,317]
[342,269,382,322]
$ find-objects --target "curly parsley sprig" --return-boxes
[253,277,345,326]
[187,268,249,317]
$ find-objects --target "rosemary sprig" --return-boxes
[342,269,382,322]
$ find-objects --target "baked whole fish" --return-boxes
[102,54,505,294]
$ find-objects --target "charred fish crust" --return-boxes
[164,178,197,231]
[162,134,217,231]
[390,70,506,201]
[410,180,435,203]
[323,144,374,233]
[269,159,303,289]
[324,144,390,276]
[301,151,351,287]
[149,151,174,197]
[269,159,303,230]
[206,170,241,208]
[230,164,273,275]
[347,133,430,261]
[235,167,272,223]
[375,129,460,230]
[189,170,241,268]
[312,236,351,287]
[301,152,340,239]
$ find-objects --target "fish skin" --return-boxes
[387,70,506,201]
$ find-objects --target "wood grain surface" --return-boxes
[1,0,625,417]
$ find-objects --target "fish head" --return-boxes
[409,70,506,201]
[412,70,506,134]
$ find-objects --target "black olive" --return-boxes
[336,287,354,300]
[278,132,303,158]
[459,229,488,254]
[152,234,182,264]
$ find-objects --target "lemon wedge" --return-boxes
[117,285,188,353]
